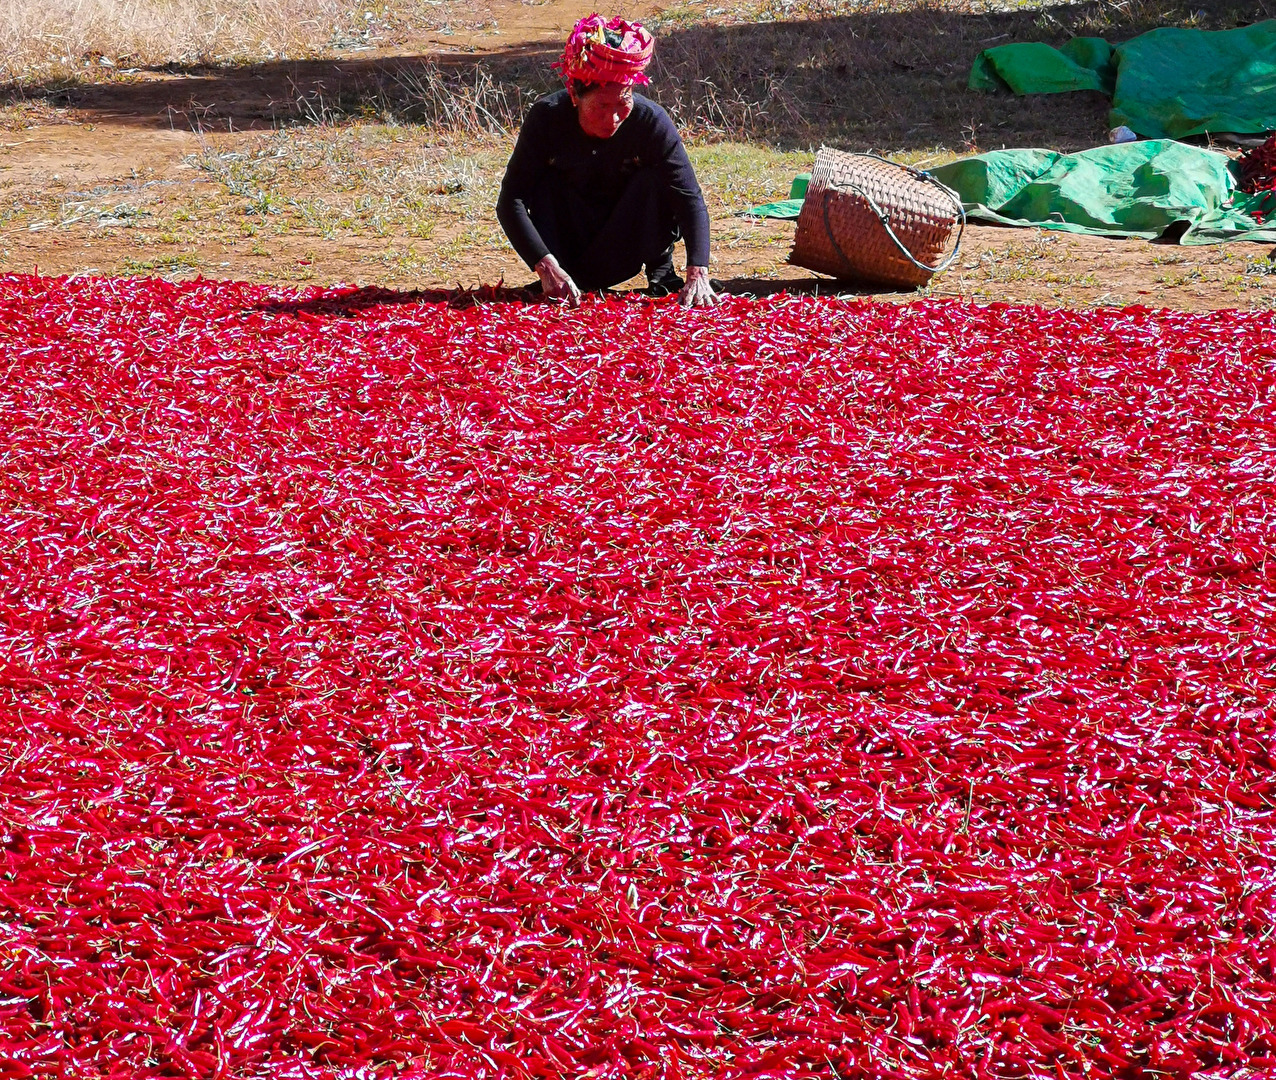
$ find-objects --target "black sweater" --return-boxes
[496,90,710,269]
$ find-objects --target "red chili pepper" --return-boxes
[0,274,1273,1077]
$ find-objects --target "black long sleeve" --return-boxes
[496,103,554,268]
[496,91,711,269]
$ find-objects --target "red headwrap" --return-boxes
[557,13,654,87]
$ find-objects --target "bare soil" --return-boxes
[2,0,1273,310]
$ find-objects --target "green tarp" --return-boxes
[970,37,1115,96]
[743,142,1276,244]
[928,141,1276,243]
[969,21,1276,139]
[743,173,809,220]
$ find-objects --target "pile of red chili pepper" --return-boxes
[1236,135,1276,222]
[1,273,1274,1079]
[1238,135,1276,195]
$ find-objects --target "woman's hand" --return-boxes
[535,254,582,307]
[678,265,720,309]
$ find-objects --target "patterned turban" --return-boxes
[557,13,654,87]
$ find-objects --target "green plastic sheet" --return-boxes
[927,140,1276,243]
[969,20,1276,139]
[969,37,1115,96]
[744,142,1276,244]
[741,173,809,219]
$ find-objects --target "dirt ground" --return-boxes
[2,0,1274,309]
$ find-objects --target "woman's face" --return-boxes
[572,82,634,139]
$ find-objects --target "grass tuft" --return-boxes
[0,0,389,79]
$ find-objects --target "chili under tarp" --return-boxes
[744,141,1276,243]
[969,20,1276,140]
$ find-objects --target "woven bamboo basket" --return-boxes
[790,147,965,289]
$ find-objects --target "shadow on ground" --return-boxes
[3,0,1270,152]
[248,280,883,313]
[716,275,901,298]
[251,276,910,316]
[253,283,543,315]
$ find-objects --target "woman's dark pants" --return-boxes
[525,167,680,292]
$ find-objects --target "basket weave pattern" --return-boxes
[791,147,960,288]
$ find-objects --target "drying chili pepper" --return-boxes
[1238,135,1276,194]
[0,274,1273,1078]
[1236,135,1276,221]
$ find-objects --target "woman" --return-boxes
[496,14,718,308]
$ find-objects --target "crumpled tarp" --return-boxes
[743,142,1276,244]
[928,140,1276,243]
[969,20,1276,139]
[970,37,1115,96]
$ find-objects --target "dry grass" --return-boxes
[0,98,70,128]
[0,0,383,79]
[0,0,505,81]
[188,124,509,239]
[182,124,811,237]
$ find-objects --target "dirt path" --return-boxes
[2,0,1273,309]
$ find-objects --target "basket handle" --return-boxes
[820,152,966,279]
